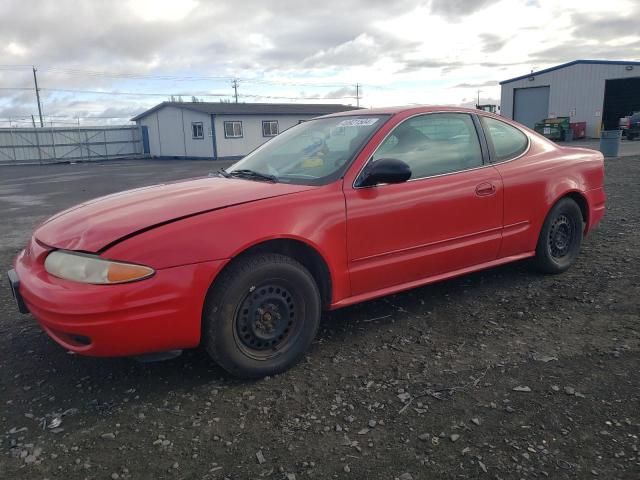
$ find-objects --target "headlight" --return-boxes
[44,251,154,284]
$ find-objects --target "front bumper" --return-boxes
[12,240,226,357]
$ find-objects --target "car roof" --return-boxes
[321,105,487,117]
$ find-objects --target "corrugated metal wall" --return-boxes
[0,125,145,165]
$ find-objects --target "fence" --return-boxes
[0,125,148,165]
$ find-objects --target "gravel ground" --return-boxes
[0,158,638,480]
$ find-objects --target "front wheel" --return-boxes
[202,253,321,378]
[533,197,584,274]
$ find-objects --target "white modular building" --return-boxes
[500,60,640,138]
[132,102,358,160]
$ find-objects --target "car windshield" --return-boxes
[225,115,389,185]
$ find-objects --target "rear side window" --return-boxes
[481,117,528,162]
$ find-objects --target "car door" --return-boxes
[343,112,504,296]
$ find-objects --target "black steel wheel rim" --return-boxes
[548,214,575,259]
[233,281,302,360]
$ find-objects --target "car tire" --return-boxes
[533,197,584,274]
[202,253,321,378]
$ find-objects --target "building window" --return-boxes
[262,120,279,137]
[224,121,243,138]
[191,122,204,139]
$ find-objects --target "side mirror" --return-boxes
[358,158,412,187]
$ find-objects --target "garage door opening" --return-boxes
[603,77,640,130]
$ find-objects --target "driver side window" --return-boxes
[372,113,483,180]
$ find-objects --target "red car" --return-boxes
[8,106,606,378]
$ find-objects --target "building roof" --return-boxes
[500,59,640,85]
[131,102,360,121]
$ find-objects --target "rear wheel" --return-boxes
[533,197,584,273]
[202,253,321,378]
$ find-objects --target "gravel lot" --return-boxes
[0,158,638,480]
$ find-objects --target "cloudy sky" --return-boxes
[1,0,638,126]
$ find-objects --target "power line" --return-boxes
[41,67,237,82]
[1,65,364,122]
[41,88,230,97]
[243,78,353,88]
[1,115,135,120]
[0,64,356,89]
[242,93,358,100]
[41,67,355,89]
[1,86,357,100]
[0,65,33,70]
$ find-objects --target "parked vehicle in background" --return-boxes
[623,112,640,140]
[619,115,630,136]
[619,112,640,138]
[8,106,606,378]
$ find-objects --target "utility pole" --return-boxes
[232,79,239,103]
[32,66,44,127]
[477,89,482,108]
[31,115,37,128]
[355,83,361,108]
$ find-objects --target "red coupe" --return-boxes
[8,106,606,378]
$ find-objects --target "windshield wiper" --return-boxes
[228,169,277,183]
[215,168,231,178]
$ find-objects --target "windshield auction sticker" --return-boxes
[336,118,379,127]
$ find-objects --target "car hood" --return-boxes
[35,177,314,252]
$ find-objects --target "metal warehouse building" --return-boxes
[132,102,357,160]
[500,59,640,138]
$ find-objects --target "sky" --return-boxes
[0,0,639,126]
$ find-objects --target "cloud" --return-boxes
[0,0,638,121]
[530,40,640,65]
[322,86,358,98]
[428,0,501,19]
[301,33,420,68]
[452,80,499,88]
[571,11,640,40]
[0,0,425,72]
[479,33,507,53]
[399,59,466,74]
[4,42,28,57]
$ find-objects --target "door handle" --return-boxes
[475,182,496,197]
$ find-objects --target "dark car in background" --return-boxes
[624,113,640,140]
[619,112,640,139]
